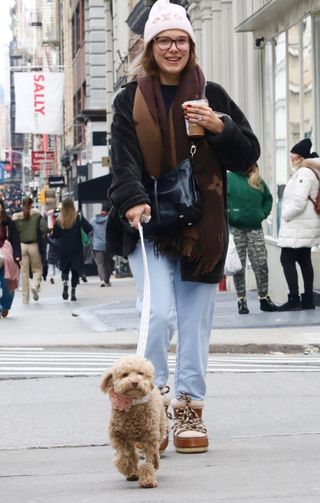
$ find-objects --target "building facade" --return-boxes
[235,0,320,298]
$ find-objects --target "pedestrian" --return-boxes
[90,202,114,287]
[12,197,47,304]
[0,198,21,318]
[52,198,92,301]
[227,163,278,314]
[47,210,60,284]
[47,236,60,284]
[278,138,320,310]
[106,0,260,454]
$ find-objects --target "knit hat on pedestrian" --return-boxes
[144,0,194,46]
[290,138,312,158]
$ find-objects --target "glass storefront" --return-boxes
[262,15,319,238]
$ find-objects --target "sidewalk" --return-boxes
[1,274,320,353]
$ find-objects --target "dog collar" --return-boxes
[109,389,151,411]
[132,394,151,406]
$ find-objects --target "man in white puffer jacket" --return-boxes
[278,138,320,310]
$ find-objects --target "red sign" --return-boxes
[32,151,55,172]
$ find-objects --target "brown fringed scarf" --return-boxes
[133,66,225,275]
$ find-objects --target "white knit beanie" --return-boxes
[144,0,195,46]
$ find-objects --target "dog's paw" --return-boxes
[138,462,157,489]
[140,480,158,489]
[126,473,139,481]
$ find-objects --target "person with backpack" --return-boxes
[278,138,320,310]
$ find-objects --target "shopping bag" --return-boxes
[223,233,242,276]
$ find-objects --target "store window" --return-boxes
[302,17,313,140]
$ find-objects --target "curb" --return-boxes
[2,343,319,354]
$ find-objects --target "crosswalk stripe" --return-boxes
[0,348,319,378]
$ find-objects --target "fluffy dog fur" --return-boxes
[100,355,167,488]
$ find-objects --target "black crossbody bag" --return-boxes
[143,143,202,228]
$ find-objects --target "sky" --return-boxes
[0,0,14,95]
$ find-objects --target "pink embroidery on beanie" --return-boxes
[109,389,132,411]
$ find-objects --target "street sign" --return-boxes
[48,175,65,187]
[32,151,55,172]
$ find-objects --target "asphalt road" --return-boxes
[1,370,320,502]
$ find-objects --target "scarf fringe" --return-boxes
[182,236,220,275]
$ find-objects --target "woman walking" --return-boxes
[227,164,277,314]
[0,198,21,318]
[106,0,260,453]
[278,138,320,310]
[52,199,92,301]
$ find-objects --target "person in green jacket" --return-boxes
[227,163,278,314]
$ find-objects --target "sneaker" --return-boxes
[259,295,278,312]
[238,297,249,314]
[1,309,9,318]
[62,282,69,300]
[100,281,106,287]
[172,394,208,454]
[31,288,39,301]
[71,288,77,301]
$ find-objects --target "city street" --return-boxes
[0,276,320,502]
[1,371,320,502]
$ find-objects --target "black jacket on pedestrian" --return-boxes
[0,217,22,261]
[52,214,92,272]
[107,80,260,283]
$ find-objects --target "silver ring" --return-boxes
[141,214,151,224]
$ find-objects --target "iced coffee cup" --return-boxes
[182,98,208,137]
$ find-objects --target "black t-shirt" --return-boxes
[160,84,178,115]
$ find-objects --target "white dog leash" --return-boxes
[136,223,151,357]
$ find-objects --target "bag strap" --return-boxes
[305,167,320,207]
[305,166,320,181]
[136,223,151,358]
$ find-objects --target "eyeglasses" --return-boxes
[153,36,190,52]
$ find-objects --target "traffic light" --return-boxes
[37,189,46,205]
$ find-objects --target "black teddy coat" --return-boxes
[107,80,260,284]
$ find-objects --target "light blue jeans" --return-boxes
[0,267,15,311]
[128,240,217,400]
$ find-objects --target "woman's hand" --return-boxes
[125,204,151,230]
[182,103,224,134]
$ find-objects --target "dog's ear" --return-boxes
[100,371,113,393]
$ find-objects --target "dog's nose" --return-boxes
[131,381,138,387]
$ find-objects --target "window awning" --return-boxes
[78,174,113,205]
[235,0,300,33]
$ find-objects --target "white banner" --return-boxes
[14,72,64,135]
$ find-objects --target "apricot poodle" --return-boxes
[100,355,167,488]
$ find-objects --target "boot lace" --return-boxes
[173,393,207,435]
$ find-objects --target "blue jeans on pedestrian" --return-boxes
[128,240,217,401]
[0,268,15,311]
